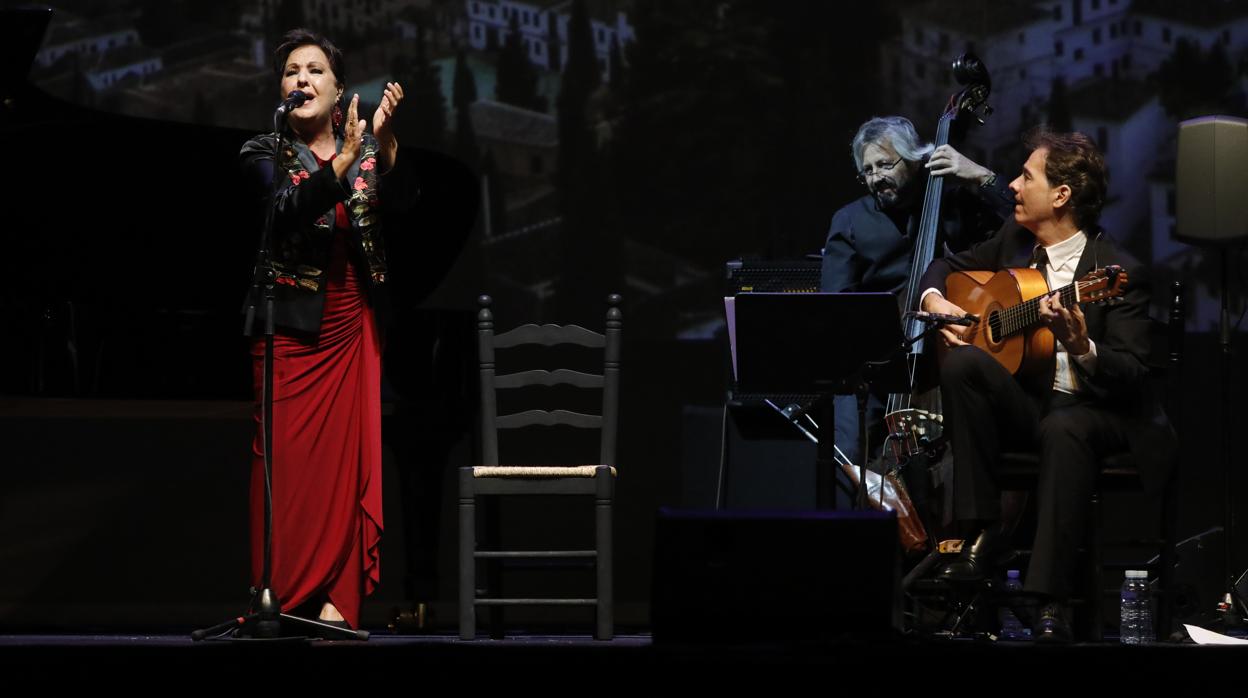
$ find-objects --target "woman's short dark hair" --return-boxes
[273,28,345,87]
[1024,128,1108,230]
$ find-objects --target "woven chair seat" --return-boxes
[473,465,617,478]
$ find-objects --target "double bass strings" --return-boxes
[892,110,953,415]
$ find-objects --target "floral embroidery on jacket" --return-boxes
[271,134,389,292]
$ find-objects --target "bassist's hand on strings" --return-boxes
[922,292,971,347]
[1038,292,1091,356]
[925,145,994,187]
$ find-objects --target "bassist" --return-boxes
[822,115,1012,467]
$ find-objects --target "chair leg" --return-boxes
[1158,475,1179,639]
[595,469,614,641]
[1090,491,1104,642]
[485,496,505,639]
[459,468,477,641]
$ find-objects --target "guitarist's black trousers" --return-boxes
[940,344,1133,600]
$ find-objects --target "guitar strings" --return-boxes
[990,279,1095,338]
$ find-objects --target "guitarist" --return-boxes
[822,116,1013,466]
[919,130,1170,642]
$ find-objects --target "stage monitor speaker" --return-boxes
[1175,115,1248,245]
[650,508,898,644]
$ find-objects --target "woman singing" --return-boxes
[239,28,404,630]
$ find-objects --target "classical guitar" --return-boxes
[944,265,1128,376]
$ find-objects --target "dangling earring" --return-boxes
[332,102,343,131]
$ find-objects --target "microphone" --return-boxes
[906,310,979,326]
[275,90,310,116]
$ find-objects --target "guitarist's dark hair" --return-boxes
[1024,129,1108,231]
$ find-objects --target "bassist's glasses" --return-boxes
[857,157,904,184]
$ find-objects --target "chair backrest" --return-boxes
[1140,281,1184,403]
[1163,280,1184,436]
[476,294,622,467]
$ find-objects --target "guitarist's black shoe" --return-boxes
[937,526,1014,582]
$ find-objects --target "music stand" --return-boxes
[731,293,910,509]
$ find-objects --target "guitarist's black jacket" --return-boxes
[919,221,1175,492]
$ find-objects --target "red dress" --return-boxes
[249,156,383,629]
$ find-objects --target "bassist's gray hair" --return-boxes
[852,116,935,170]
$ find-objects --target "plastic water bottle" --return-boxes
[999,569,1031,641]
[1120,570,1155,644]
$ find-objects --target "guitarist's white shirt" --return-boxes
[1036,230,1098,394]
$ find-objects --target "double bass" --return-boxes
[832,55,995,555]
[883,53,995,462]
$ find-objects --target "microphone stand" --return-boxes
[1214,249,1248,629]
[192,101,364,642]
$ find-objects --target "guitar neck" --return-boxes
[990,281,1080,339]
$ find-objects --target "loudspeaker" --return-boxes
[722,402,819,509]
[650,508,898,644]
[1175,115,1248,244]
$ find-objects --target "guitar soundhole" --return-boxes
[986,310,1001,343]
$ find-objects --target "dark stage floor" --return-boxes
[1,631,1244,685]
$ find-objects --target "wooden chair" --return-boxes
[458,294,621,640]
